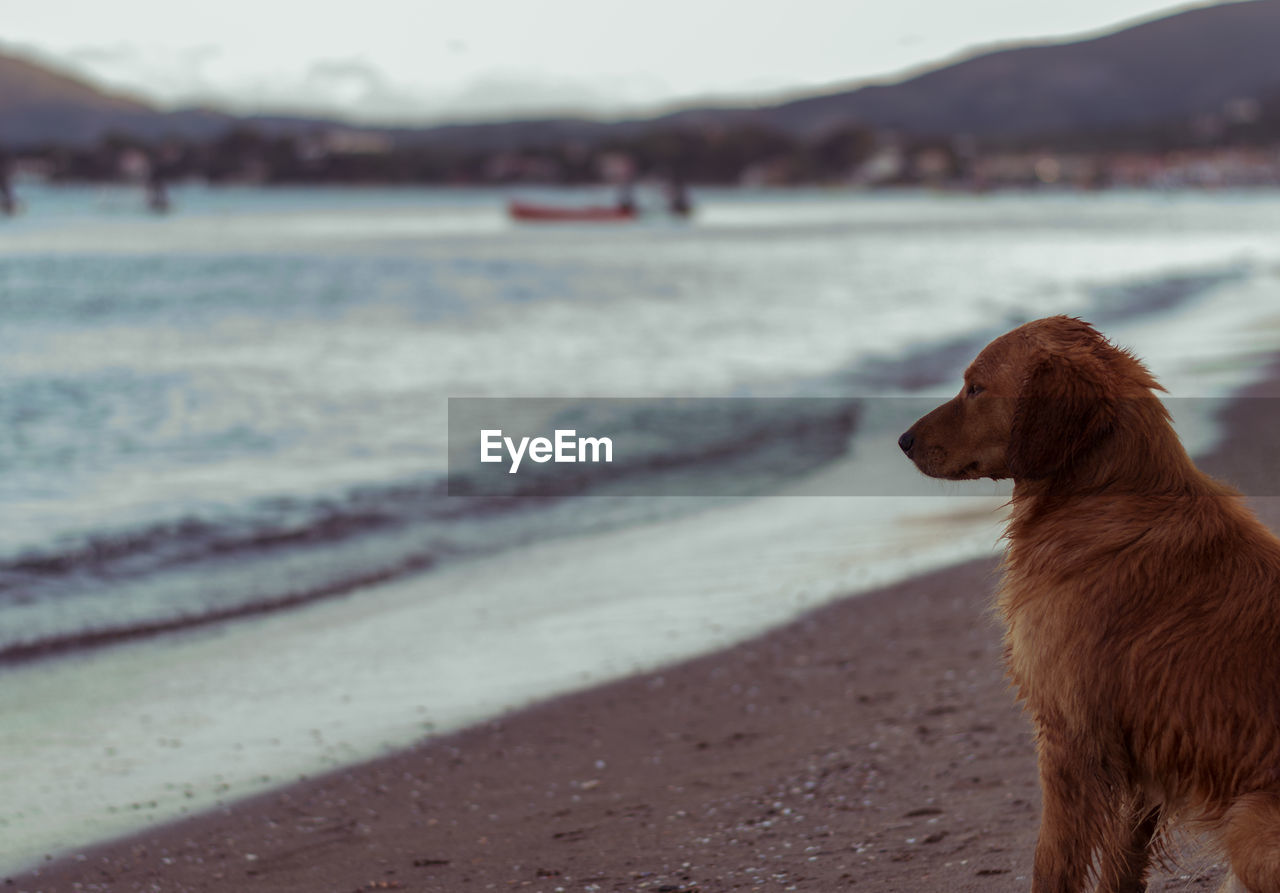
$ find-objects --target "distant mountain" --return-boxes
[457,0,1280,143]
[0,52,257,146]
[0,52,152,145]
[3,0,1280,148]
[0,54,147,115]
[753,0,1280,137]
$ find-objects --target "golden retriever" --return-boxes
[899,316,1280,893]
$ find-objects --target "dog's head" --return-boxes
[898,316,1157,482]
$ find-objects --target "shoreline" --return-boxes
[16,557,1038,892]
[17,372,1280,892]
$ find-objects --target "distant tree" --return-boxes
[806,125,878,180]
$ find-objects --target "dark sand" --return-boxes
[13,372,1280,893]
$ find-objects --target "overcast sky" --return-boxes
[2,0,1236,124]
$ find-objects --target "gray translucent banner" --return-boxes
[447,396,1274,497]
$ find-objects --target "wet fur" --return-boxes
[900,316,1280,892]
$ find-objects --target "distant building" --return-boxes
[851,148,904,186]
[298,129,394,160]
[118,148,151,182]
[739,157,794,187]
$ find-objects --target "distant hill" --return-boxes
[0,54,147,115]
[0,53,160,145]
[755,0,1280,137]
[3,0,1280,148]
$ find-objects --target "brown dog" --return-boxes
[899,316,1280,893]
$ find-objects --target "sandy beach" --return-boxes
[14,367,1280,893]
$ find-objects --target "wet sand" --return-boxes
[14,373,1280,892]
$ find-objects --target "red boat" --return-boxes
[508,200,637,222]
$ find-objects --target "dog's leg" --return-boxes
[1095,803,1160,893]
[1032,744,1110,893]
[1221,793,1280,893]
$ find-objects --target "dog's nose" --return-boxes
[898,430,915,455]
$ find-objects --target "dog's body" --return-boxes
[900,316,1280,892]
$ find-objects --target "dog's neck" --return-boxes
[1009,395,1198,524]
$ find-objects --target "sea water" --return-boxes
[2,185,1280,873]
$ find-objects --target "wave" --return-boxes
[0,398,863,662]
[0,262,1247,662]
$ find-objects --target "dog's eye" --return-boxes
[966,383,985,397]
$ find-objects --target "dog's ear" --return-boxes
[1008,354,1115,479]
